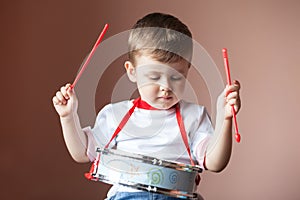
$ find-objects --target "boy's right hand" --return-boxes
[52,83,78,118]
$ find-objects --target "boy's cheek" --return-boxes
[137,80,157,89]
[137,83,157,94]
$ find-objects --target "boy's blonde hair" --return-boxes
[128,13,193,66]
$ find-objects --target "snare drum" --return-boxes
[89,148,202,199]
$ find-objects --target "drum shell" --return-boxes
[93,148,200,193]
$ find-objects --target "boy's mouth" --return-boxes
[158,96,173,100]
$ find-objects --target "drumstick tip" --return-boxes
[235,133,241,143]
[222,48,228,58]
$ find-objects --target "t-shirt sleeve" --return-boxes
[82,104,115,162]
[190,107,214,169]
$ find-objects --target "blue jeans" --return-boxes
[109,192,183,200]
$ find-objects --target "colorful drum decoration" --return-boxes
[90,148,202,199]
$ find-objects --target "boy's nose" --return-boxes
[159,77,172,92]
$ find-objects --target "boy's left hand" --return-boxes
[218,80,241,119]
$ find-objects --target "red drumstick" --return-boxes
[222,48,241,143]
[71,23,109,89]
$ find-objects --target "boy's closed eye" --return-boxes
[145,72,184,81]
[145,72,161,80]
[148,75,160,80]
[170,75,183,81]
[146,74,183,81]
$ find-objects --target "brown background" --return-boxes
[1,0,300,199]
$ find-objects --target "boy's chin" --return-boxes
[152,100,179,110]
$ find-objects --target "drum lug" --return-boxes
[147,185,157,192]
[152,158,162,165]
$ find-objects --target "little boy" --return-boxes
[52,12,241,200]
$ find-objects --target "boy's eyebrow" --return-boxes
[172,69,186,74]
[144,71,162,75]
[144,69,185,74]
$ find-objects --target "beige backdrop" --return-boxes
[1,0,300,199]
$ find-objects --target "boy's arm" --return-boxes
[205,80,241,172]
[53,83,90,163]
[60,114,90,163]
[204,109,233,172]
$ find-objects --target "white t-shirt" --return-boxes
[83,99,213,198]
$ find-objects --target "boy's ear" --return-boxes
[124,61,137,82]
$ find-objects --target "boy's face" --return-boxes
[125,55,190,109]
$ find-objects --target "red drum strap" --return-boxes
[85,97,195,180]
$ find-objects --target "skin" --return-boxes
[124,56,189,109]
[52,55,241,172]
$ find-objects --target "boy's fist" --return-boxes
[52,83,78,118]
